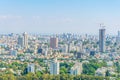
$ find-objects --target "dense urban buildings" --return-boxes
[0,29,119,79]
[1,0,120,80]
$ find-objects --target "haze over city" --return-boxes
[0,0,120,34]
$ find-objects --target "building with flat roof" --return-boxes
[50,58,59,75]
[50,37,58,49]
[70,62,82,75]
[27,63,35,73]
[23,32,28,49]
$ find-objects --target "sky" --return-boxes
[0,0,120,35]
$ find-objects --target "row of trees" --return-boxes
[0,73,110,80]
[60,62,74,74]
[82,60,107,75]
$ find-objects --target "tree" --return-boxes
[41,74,52,80]
[26,72,38,80]
[0,74,110,80]
[36,71,42,78]
[60,66,67,74]
[16,76,27,80]
[106,70,110,76]
[115,62,120,77]
[82,60,107,75]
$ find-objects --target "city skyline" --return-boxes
[0,1,120,79]
[0,0,120,35]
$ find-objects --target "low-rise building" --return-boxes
[70,62,82,75]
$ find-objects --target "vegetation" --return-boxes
[60,62,74,74]
[105,70,110,77]
[0,73,110,80]
[82,60,107,75]
[115,61,120,77]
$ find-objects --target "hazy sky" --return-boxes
[0,0,120,35]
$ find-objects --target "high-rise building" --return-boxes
[50,37,58,49]
[70,62,82,75]
[99,28,105,53]
[116,31,120,44]
[18,36,24,47]
[50,58,59,75]
[27,63,35,73]
[23,32,28,49]
[62,44,68,53]
[68,42,73,53]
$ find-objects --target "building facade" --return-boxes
[18,36,24,48]
[50,37,58,49]
[99,28,105,53]
[70,62,82,75]
[23,32,28,49]
[27,63,35,73]
[116,31,120,44]
[50,58,59,75]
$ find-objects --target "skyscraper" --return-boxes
[50,58,59,75]
[118,31,120,36]
[23,32,28,49]
[99,28,106,53]
[18,36,24,47]
[116,31,120,44]
[50,37,58,49]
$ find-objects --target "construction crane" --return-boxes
[100,23,105,29]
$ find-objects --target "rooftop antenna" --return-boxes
[100,23,105,29]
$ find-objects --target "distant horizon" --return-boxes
[0,31,118,36]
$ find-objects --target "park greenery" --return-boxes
[82,60,107,75]
[0,59,115,80]
[0,73,110,80]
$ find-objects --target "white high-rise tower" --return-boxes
[50,58,59,75]
[23,32,28,49]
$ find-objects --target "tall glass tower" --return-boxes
[116,31,120,44]
[99,28,105,53]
